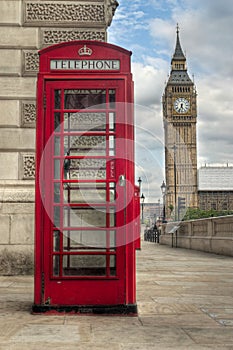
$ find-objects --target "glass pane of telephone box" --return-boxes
[54,183,60,203]
[109,90,116,108]
[54,90,61,109]
[64,136,106,156]
[62,255,106,276]
[64,158,106,181]
[53,255,60,276]
[54,207,60,227]
[54,113,61,131]
[62,230,116,251]
[64,90,106,109]
[64,112,106,132]
[54,137,60,156]
[63,183,107,204]
[53,231,60,252]
[110,255,116,276]
[109,183,116,202]
[109,112,115,131]
[63,207,106,228]
[109,136,115,156]
[63,183,116,204]
[54,160,60,179]
[63,207,116,228]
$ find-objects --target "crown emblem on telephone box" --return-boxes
[78,45,93,56]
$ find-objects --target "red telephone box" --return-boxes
[32,41,140,314]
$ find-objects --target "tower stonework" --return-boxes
[0,0,118,274]
[163,27,198,218]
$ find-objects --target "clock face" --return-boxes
[174,97,190,113]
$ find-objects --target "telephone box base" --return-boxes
[32,304,138,316]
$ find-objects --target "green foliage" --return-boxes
[168,204,174,212]
[182,208,233,221]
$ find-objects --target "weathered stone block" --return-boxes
[159,235,171,246]
[0,215,10,244]
[0,50,21,76]
[0,77,36,99]
[190,237,212,253]
[10,214,34,244]
[1,202,35,215]
[0,187,35,203]
[0,129,35,150]
[0,100,20,127]
[0,0,21,25]
[0,27,38,48]
[0,153,19,180]
[0,245,34,275]
[211,238,233,257]
[177,236,191,249]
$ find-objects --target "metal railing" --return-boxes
[144,226,160,243]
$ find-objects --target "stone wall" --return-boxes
[160,215,233,257]
[0,0,118,275]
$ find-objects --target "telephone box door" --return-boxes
[40,79,130,307]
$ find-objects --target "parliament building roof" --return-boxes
[198,166,233,191]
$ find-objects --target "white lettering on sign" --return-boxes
[50,60,120,71]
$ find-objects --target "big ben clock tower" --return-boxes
[163,25,198,218]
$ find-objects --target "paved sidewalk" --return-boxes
[0,242,233,349]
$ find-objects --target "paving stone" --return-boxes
[152,295,233,307]
[88,316,141,331]
[0,323,23,341]
[120,345,233,350]
[9,324,90,343]
[201,307,233,327]
[0,281,14,288]
[91,326,194,346]
[138,301,201,316]
[0,344,120,350]
[183,327,233,345]
[139,314,219,328]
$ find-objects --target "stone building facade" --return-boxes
[0,0,118,274]
[198,166,233,211]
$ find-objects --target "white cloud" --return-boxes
[149,18,174,43]
[197,74,233,165]
[132,62,166,107]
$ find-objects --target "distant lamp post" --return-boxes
[161,180,166,223]
[158,198,161,221]
[138,177,142,192]
[140,193,145,224]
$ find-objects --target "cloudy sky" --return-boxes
[108,0,233,202]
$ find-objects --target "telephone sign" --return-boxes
[33,41,139,314]
[50,59,120,70]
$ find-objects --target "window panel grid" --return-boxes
[51,88,118,279]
